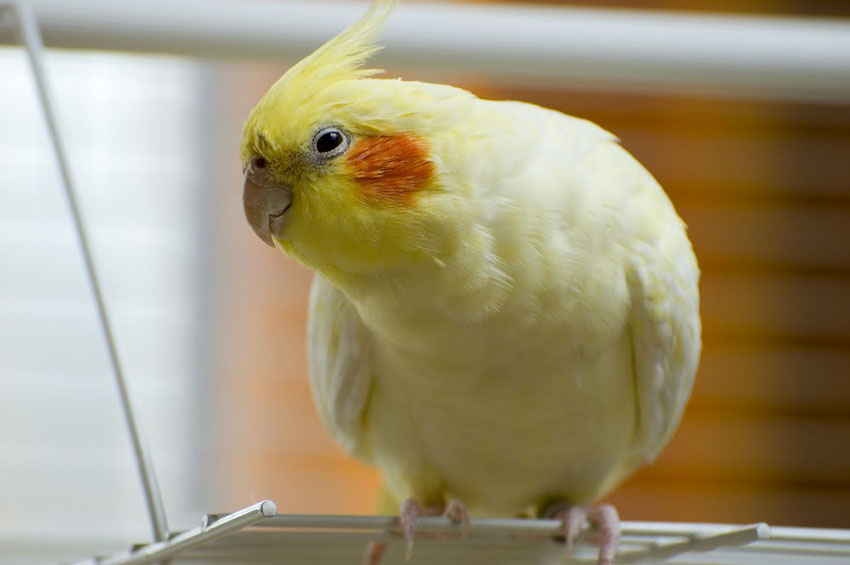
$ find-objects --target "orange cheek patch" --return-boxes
[346,134,434,206]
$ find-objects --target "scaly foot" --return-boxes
[363,497,470,564]
[546,503,620,565]
[443,498,470,536]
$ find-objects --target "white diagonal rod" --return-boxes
[617,522,770,564]
[8,0,169,543]
[87,501,278,565]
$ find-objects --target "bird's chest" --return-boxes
[363,312,637,513]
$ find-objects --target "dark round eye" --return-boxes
[252,155,268,169]
[312,126,349,158]
[316,130,343,152]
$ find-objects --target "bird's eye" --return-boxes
[312,126,349,159]
[252,155,268,170]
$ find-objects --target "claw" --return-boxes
[400,498,425,561]
[552,503,620,565]
[364,540,388,565]
[444,498,470,536]
[561,506,587,553]
[588,504,620,565]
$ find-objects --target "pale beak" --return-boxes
[243,174,293,247]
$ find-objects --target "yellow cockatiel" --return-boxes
[240,1,700,563]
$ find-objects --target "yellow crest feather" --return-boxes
[241,0,398,160]
[291,0,398,85]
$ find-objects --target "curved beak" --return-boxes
[243,175,293,247]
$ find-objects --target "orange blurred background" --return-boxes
[204,0,850,529]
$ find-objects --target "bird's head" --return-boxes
[240,0,471,282]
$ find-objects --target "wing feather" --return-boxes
[626,230,701,464]
[307,275,375,457]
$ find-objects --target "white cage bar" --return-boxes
[1,0,849,101]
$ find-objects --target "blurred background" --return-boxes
[0,0,848,562]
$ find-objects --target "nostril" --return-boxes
[253,156,268,170]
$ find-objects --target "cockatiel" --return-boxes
[240,1,700,563]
